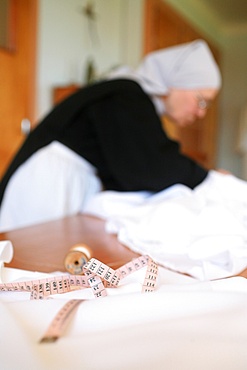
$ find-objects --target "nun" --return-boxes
[0,39,222,231]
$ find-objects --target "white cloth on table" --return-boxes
[1,239,247,370]
[1,263,247,370]
[0,141,102,232]
[84,171,247,280]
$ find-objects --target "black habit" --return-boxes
[0,79,208,207]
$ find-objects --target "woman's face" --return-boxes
[163,88,219,127]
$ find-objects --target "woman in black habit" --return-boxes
[0,40,222,231]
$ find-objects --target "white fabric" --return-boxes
[1,241,247,369]
[84,171,247,280]
[108,39,221,114]
[1,262,247,369]
[1,291,247,370]
[0,240,13,282]
[0,141,102,231]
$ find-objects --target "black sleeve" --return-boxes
[88,83,208,191]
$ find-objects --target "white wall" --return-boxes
[36,0,144,120]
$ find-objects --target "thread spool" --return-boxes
[64,244,92,275]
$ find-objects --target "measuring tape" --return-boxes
[40,299,84,343]
[0,255,158,299]
[0,255,158,342]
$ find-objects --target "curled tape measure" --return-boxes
[0,255,158,342]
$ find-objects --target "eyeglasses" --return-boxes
[195,92,212,110]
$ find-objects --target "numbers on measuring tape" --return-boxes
[0,255,159,343]
[0,255,158,300]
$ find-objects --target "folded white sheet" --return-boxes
[84,171,247,280]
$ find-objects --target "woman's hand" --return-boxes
[216,168,232,175]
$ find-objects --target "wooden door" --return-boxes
[144,0,220,169]
[0,0,37,178]
[53,84,80,106]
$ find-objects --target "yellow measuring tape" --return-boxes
[0,255,158,342]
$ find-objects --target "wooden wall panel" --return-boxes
[0,0,37,178]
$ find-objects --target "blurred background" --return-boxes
[1,0,247,181]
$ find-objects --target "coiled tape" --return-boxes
[0,255,158,342]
